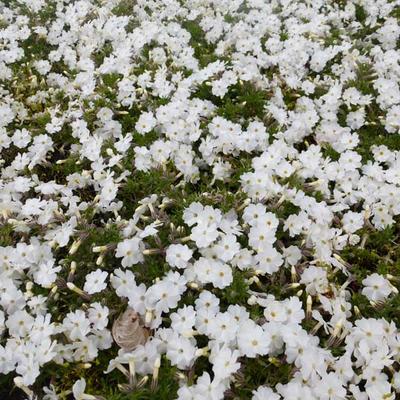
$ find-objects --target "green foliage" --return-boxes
[181,20,218,68]
[219,270,250,305]
[341,221,400,326]
[231,357,292,398]
[0,224,14,246]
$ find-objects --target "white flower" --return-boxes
[192,372,227,400]
[342,211,364,233]
[43,384,59,400]
[193,257,233,288]
[166,334,197,369]
[208,312,238,343]
[115,237,145,267]
[300,265,329,295]
[254,246,283,274]
[110,268,137,298]
[72,378,96,400]
[365,381,394,400]
[314,373,347,400]
[12,128,31,148]
[237,320,270,358]
[282,245,302,266]
[33,261,61,287]
[88,303,109,330]
[362,273,394,303]
[170,305,196,336]
[209,262,233,289]
[0,310,4,336]
[195,290,220,314]
[146,280,181,314]
[183,202,204,226]
[6,310,34,338]
[63,310,91,341]
[190,222,219,248]
[135,112,157,134]
[252,386,281,400]
[215,234,240,262]
[264,300,287,323]
[210,346,240,380]
[83,269,108,294]
[166,244,193,269]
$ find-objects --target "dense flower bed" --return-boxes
[1,0,400,399]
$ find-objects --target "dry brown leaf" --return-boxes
[112,307,150,351]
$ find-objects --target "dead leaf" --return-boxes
[112,307,150,351]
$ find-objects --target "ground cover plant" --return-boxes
[0,0,400,398]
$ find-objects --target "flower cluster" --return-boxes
[0,0,400,399]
